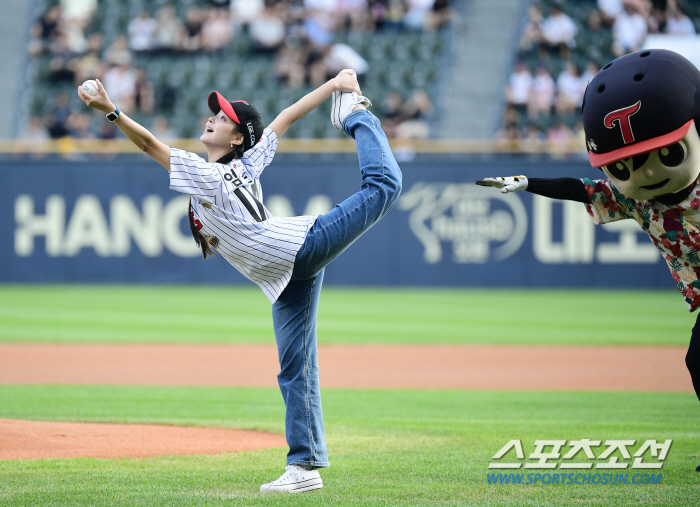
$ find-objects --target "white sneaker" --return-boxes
[331,91,372,130]
[260,464,323,493]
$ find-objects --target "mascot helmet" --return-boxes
[582,49,700,200]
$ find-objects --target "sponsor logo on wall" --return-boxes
[398,182,659,265]
[13,186,660,266]
[15,195,199,257]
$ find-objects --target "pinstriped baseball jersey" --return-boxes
[169,127,316,302]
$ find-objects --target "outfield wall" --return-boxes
[0,153,673,288]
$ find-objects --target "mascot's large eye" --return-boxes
[604,160,631,181]
[631,152,649,170]
[658,142,688,167]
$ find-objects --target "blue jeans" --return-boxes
[271,110,402,468]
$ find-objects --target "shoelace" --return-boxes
[271,465,295,485]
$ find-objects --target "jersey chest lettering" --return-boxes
[222,164,267,222]
[223,164,245,187]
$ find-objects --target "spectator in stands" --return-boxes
[555,61,585,114]
[381,0,408,30]
[154,5,184,54]
[322,43,370,80]
[505,61,533,116]
[598,0,624,24]
[612,2,648,57]
[158,84,178,113]
[522,123,546,152]
[303,8,336,48]
[546,119,575,151]
[588,8,604,33]
[649,0,668,32]
[573,120,587,151]
[428,0,452,31]
[103,61,137,113]
[581,7,615,59]
[21,116,51,141]
[45,93,72,139]
[250,4,287,53]
[134,69,155,114]
[201,7,233,53]
[396,89,433,139]
[519,6,544,55]
[369,0,387,29]
[28,5,59,57]
[73,33,106,86]
[104,35,132,68]
[404,0,435,30]
[47,30,77,83]
[230,0,264,27]
[339,0,372,32]
[182,6,205,53]
[150,116,177,141]
[379,91,405,138]
[128,10,158,53]
[274,41,308,89]
[37,5,62,42]
[60,16,89,54]
[495,108,523,152]
[67,112,94,139]
[666,1,696,35]
[97,119,118,140]
[540,4,578,52]
[60,0,96,26]
[580,61,601,85]
[527,65,555,119]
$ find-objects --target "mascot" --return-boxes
[478,49,700,470]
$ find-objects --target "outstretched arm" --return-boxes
[267,69,362,139]
[476,176,589,203]
[77,79,171,171]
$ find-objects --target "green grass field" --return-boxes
[0,386,698,506]
[0,285,695,345]
[0,285,698,506]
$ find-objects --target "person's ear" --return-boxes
[230,131,244,148]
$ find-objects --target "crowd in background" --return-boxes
[499,0,698,150]
[23,0,450,142]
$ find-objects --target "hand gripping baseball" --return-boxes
[476,175,528,193]
[77,78,116,114]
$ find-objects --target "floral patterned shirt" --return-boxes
[582,178,700,311]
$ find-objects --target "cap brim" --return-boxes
[589,120,693,167]
[207,91,240,124]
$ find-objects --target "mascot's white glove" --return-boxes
[476,175,528,193]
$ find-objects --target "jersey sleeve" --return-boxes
[581,178,634,224]
[169,148,221,203]
[239,127,278,179]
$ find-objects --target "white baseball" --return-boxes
[81,80,99,96]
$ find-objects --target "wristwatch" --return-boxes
[105,107,120,122]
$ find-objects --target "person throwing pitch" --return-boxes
[78,69,402,492]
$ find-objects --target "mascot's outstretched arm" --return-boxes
[477,176,589,202]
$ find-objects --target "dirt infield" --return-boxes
[0,419,286,461]
[0,344,692,391]
[1,344,692,460]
